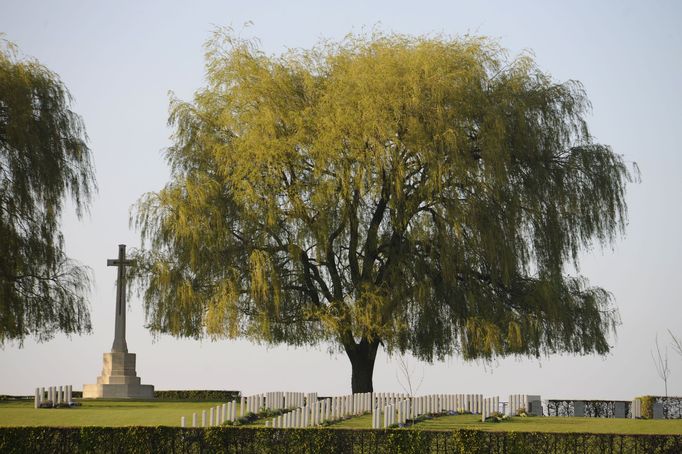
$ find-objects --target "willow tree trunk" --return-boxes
[344,337,380,393]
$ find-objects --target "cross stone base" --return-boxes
[83,383,154,399]
[83,352,154,399]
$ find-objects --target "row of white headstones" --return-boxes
[180,401,239,427]
[266,392,368,428]
[180,393,542,428]
[372,394,504,428]
[34,385,74,408]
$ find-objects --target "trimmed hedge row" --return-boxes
[152,390,241,401]
[641,396,655,419]
[1,427,681,454]
[2,390,241,402]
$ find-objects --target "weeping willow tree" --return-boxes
[0,39,96,346]
[134,30,636,392]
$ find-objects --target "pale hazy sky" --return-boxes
[1,0,681,400]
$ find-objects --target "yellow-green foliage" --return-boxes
[0,39,96,346]
[640,396,655,419]
[1,427,681,453]
[132,29,636,374]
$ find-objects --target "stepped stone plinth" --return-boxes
[83,352,154,398]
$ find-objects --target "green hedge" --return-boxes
[640,396,655,419]
[1,427,681,454]
[3,390,241,401]
[153,390,241,401]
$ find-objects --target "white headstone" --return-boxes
[192,413,197,427]
[631,399,641,419]
[508,395,516,416]
[181,416,185,427]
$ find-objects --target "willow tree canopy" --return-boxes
[134,31,636,392]
[0,39,95,346]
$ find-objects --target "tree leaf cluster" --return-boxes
[133,30,635,365]
[0,38,95,346]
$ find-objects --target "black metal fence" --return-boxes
[547,397,682,419]
[656,397,682,419]
[546,400,632,418]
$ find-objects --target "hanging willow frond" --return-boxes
[131,30,636,365]
[0,38,96,346]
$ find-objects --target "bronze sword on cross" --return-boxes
[107,244,135,353]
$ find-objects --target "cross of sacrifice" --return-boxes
[107,244,135,353]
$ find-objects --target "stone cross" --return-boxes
[107,244,134,353]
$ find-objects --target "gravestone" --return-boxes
[83,245,155,399]
[631,399,641,418]
[653,402,664,419]
[614,401,626,418]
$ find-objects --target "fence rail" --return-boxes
[546,400,632,418]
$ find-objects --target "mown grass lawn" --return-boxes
[332,413,682,435]
[0,399,232,427]
[2,400,681,435]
